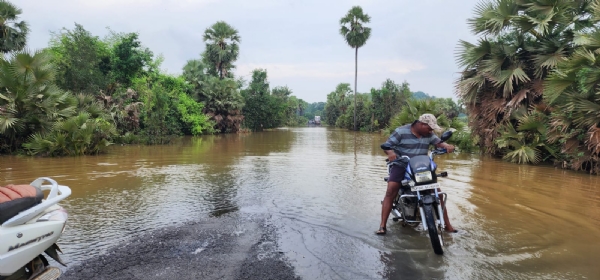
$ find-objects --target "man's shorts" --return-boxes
[388,159,408,184]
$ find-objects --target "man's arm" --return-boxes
[382,128,402,161]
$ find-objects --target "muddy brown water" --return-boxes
[1,127,599,279]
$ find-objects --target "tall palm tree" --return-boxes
[0,0,28,53]
[340,6,371,131]
[203,21,241,79]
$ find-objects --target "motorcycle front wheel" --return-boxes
[423,204,443,255]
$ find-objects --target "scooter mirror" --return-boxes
[440,130,453,142]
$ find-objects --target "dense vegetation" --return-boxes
[0,1,316,156]
[456,0,600,173]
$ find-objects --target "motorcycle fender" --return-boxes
[45,243,66,267]
[422,195,435,205]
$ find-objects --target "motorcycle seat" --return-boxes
[0,184,44,224]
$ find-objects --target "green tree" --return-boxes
[203,21,241,79]
[324,83,352,126]
[176,91,215,136]
[201,76,245,133]
[139,84,181,144]
[246,68,270,96]
[336,93,374,131]
[371,79,411,129]
[272,86,292,98]
[110,33,153,86]
[242,69,286,130]
[0,0,28,53]
[48,23,112,94]
[340,6,371,131]
[272,86,301,126]
[183,59,244,133]
[182,59,209,98]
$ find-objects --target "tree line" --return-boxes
[0,0,320,156]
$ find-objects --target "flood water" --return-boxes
[1,127,599,279]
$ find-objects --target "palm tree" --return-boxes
[203,21,241,79]
[0,50,76,152]
[340,6,371,131]
[543,1,600,172]
[0,0,29,53]
[456,0,592,158]
[201,76,244,133]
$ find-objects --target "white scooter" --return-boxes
[0,177,71,280]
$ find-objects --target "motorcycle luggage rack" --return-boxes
[1,177,71,227]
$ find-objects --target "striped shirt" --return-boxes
[385,123,441,158]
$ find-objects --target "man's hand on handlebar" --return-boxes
[446,144,455,153]
[384,149,397,162]
[437,142,455,153]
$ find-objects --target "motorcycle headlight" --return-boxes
[415,171,433,183]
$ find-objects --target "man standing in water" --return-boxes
[376,113,457,235]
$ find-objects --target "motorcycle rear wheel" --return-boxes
[424,204,443,255]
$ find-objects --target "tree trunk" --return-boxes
[354,47,358,131]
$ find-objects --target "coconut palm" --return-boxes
[203,21,241,79]
[0,0,28,53]
[340,6,371,131]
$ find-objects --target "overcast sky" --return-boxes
[19,0,480,103]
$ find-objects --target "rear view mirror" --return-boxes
[440,130,453,142]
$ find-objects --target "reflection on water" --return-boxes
[1,127,599,279]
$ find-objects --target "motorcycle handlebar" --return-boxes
[432,148,448,155]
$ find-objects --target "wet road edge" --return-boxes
[59,213,301,280]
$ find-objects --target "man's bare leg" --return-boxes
[440,195,456,232]
[377,181,401,234]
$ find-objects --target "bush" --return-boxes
[177,92,215,135]
[23,113,117,156]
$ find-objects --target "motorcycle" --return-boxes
[383,130,453,255]
[0,177,71,280]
